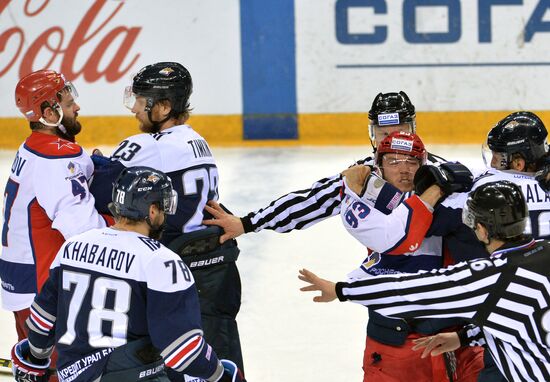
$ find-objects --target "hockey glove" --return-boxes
[11,339,51,382]
[219,359,245,382]
[536,156,550,192]
[414,162,474,197]
[90,153,111,168]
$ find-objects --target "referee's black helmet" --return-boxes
[462,180,528,240]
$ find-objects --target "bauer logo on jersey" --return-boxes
[377,113,400,126]
[390,138,413,152]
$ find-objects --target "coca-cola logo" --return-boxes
[0,0,142,82]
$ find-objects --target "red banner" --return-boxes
[0,0,142,82]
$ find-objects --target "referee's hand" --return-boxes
[203,201,245,243]
[412,332,460,358]
[298,268,337,302]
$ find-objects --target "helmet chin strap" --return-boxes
[147,110,172,134]
[39,105,64,128]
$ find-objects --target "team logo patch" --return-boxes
[503,120,519,131]
[361,252,381,270]
[390,137,413,152]
[377,112,400,126]
[147,174,160,183]
[67,162,76,174]
[159,67,174,76]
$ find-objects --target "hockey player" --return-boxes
[338,131,482,382]
[344,111,550,381]
[88,62,244,373]
[0,70,111,346]
[300,180,550,382]
[10,166,244,382]
[202,91,445,243]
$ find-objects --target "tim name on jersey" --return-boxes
[63,241,136,273]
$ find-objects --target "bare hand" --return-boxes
[412,332,461,358]
[298,268,337,303]
[203,201,245,243]
[341,165,371,195]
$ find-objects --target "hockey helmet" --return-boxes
[485,111,548,169]
[375,131,427,166]
[15,70,78,123]
[462,181,528,240]
[124,62,193,116]
[112,166,178,220]
[368,91,416,142]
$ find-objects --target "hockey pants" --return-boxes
[363,335,484,382]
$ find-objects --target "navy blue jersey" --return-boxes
[26,227,224,382]
[90,125,219,245]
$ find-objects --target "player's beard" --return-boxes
[149,223,165,241]
[57,115,82,142]
[148,215,167,241]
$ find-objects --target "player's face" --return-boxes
[380,153,420,192]
[491,151,508,170]
[372,124,413,146]
[132,96,154,133]
[148,209,166,240]
[59,89,82,137]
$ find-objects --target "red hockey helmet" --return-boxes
[15,70,76,122]
[375,131,427,166]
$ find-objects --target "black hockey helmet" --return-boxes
[368,91,416,143]
[486,111,548,169]
[462,181,528,240]
[111,166,178,220]
[124,62,193,117]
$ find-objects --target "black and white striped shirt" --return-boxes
[241,153,446,233]
[336,237,550,382]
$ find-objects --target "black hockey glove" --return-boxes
[414,162,474,196]
[536,155,550,192]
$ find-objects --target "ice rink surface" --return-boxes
[0,144,483,381]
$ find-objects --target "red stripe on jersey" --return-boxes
[387,195,433,255]
[28,199,65,292]
[166,336,202,368]
[30,309,52,330]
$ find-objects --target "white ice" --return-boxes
[0,144,483,381]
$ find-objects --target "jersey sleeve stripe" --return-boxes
[29,308,54,332]
[164,335,204,370]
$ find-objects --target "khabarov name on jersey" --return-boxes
[62,241,136,273]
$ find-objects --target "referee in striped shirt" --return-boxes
[299,180,550,382]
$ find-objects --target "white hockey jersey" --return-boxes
[340,177,443,278]
[0,132,108,311]
[91,125,219,244]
